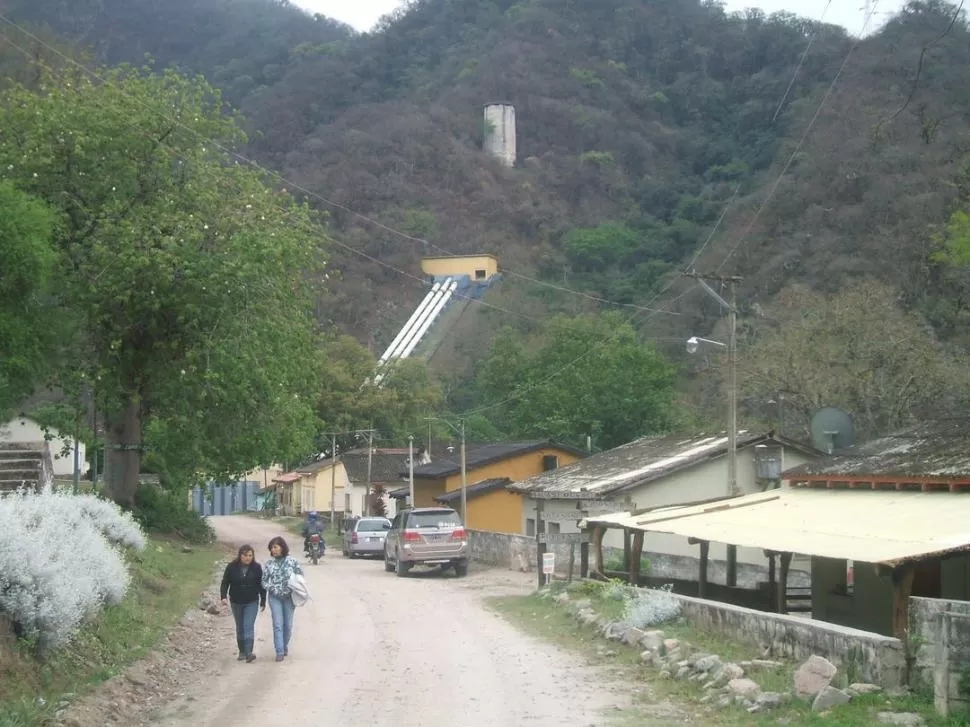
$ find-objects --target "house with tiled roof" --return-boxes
[390,440,586,532]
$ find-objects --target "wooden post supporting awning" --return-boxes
[689,537,709,598]
[889,562,916,642]
[629,530,645,585]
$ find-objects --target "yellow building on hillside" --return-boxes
[421,254,499,282]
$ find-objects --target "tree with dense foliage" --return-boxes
[314,331,443,449]
[0,65,327,504]
[476,313,677,450]
[740,281,970,439]
[0,183,60,415]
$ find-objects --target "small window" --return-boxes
[548,522,561,534]
[475,269,487,280]
[526,518,536,536]
[542,455,559,471]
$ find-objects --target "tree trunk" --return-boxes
[104,397,143,507]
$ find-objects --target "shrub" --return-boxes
[623,584,682,629]
[130,485,215,544]
[0,486,146,653]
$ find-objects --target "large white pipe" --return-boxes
[397,279,458,359]
[390,278,454,363]
[388,279,451,362]
[377,282,441,364]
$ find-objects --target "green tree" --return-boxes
[0,182,60,414]
[477,312,676,449]
[315,331,443,446]
[0,65,326,503]
[740,281,970,439]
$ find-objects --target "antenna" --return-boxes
[810,407,855,454]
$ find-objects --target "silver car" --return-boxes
[342,516,392,558]
[384,507,469,577]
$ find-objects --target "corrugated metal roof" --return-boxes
[510,431,821,497]
[783,420,970,482]
[583,488,970,566]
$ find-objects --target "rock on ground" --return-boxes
[794,655,838,699]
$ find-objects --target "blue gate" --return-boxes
[191,480,261,516]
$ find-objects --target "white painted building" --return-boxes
[0,416,88,478]
[510,431,823,582]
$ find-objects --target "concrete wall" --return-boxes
[483,104,516,166]
[910,596,970,696]
[812,559,894,636]
[421,255,499,280]
[467,528,579,574]
[671,592,906,689]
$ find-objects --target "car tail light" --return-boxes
[451,528,467,541]
[403,530,421,543]
[351,533,358,544]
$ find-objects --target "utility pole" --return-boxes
[684,271,743,586]
[365,429,374,516]
[428,416,468,524]
[459,418,467,526]
[408,434,415,507]
[329,433,337,529]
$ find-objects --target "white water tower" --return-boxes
[483,103,516,167]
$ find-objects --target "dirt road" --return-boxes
[153,515,628,727]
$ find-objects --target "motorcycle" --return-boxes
[306,533,323,565]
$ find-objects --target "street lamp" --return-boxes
[686,336,725,355]
[684,272,743,588]
[430,417,467,525]
[686,331,737,498]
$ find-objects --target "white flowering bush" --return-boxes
[0,486,146,653]
[623,583,682,629]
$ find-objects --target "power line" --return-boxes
[714,0,881,274]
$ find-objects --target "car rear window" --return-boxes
[357,519,390,532]
[408,511,461,529]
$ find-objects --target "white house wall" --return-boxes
[0,416,88,478]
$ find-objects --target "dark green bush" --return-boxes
[130,486,215,544]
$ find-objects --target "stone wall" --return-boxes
[670,592,906,689]
[617,548,811,590]
[467,529,579,574]
[910,596,970,696]
[467,530,812,587]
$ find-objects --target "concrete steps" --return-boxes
[0,443,44,492]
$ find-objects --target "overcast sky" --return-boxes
[290,0,906,36]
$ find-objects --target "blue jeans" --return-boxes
[230,601,259,655]
[268,593,295,656]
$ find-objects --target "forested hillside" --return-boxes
[3,0,970,443]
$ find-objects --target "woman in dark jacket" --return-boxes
[220,544,267,663]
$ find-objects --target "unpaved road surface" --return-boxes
[153,515,629,726]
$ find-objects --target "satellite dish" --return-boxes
[810,407,855,454]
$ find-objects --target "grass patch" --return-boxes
[0,537,227,726]
[488,588,955,727]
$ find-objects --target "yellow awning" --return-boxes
[583,488,970,566]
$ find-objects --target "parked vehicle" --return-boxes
[342,516,392,558]
[306,533,323,565]
[384,507,468,577]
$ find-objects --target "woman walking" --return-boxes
[220,544,266,663]
[262,536,304,662]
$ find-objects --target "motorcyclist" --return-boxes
[302,511,325,556]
